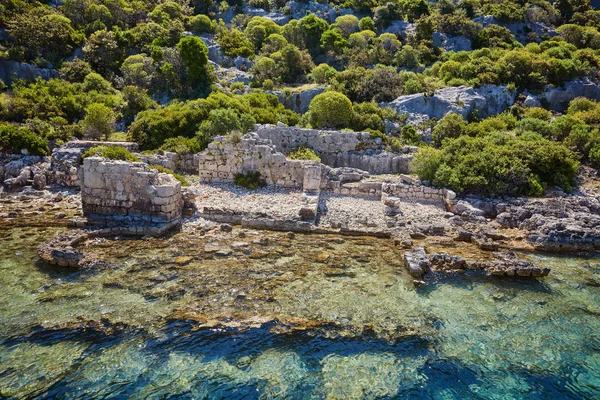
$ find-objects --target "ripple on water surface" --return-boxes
[0,225,599,399]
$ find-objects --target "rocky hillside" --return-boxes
[1,0,600,197]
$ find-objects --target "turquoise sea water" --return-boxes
[0,222,599,399]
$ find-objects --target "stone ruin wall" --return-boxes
[81,157,183,235]
[197,132,319,188]
[326,179,455,203]
[254,125,413,175]
[52,141,139,187]
[383,182,455,203]
[138,152,198,174]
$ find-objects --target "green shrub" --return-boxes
[189,14,215,34]
[149,165,189,186]
[82,145,140,162]
[401,125,420,144]
[160,136,202,154]
[589,144,600,167]
[0,124,49,156]
[411,133,579,196]
[308,91,354,129]
[288,146,320,161]
[234,171,266,189]
[522,107,552,121]
[431,113,467,147]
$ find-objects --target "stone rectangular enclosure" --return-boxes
[82,157,183,235]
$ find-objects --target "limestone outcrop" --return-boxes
[388,80,600,126]
[37,230,98,268]
[428,251,550,277]
[529,79,600,111]
[433,32,472,52]
[269,87,325,113]
[387,85,516,122]
[473,15,557,44]
[0,60,59,85]
[82,157,183,235]
[1,155,50,191]
[493,195,600,252]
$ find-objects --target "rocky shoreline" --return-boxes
[3,138,600,284]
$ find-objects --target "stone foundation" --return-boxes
[81,157,183,235]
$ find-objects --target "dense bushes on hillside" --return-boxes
[0,124,49,156]
[412,133,580,196]
[1,0,600,198]
[129,92,298,150]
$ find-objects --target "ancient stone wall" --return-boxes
[138,152,198,174]
[382,182,454,203]
[320,151,412,175]
[325,179,455,203]
[52,141,139,187]
[197,132,319,188]
[81,157,183,235]
[254,125,413,174]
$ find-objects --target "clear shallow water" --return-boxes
[0,223,599,399]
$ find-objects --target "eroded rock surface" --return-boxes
[387,85,516,123]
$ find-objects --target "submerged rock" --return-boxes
[429,251,550,277]
[403,248,431,279]
[36,230,98,268]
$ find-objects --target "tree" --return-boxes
[398,0,430,22]
[358,67,403,102]
[271,45,314,83]
[395,45,420,68]
[401,125,420,144]
[310,64,337,84]
[122,86,157,126]
[260,33,288,56]
[321,30,347,55]
[217,27,254,57]
[335,15,359,37]
[59,58,93,82]
[432,113,467,147]
[298,14,329,56]
[176,36,212,88]
[83,29,126,75]
[121,54,157,89]
[244,17,281,49]
[82,103,116,140]
[189,14,215,34]
[358,17,376,32]
[6,8,84,63]
[149,1,184,24]
[250,57,278,83]
[308,91,354,129]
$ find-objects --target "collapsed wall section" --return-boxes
[52,141,139,187]
[197,132,320,188]
[254,124,413,175]
[82,157,183,235]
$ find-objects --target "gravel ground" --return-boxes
[396,199,450,226]
[194,183,304,220]
[317,190,386,230]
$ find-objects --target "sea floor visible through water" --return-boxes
[0,212,599,399]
